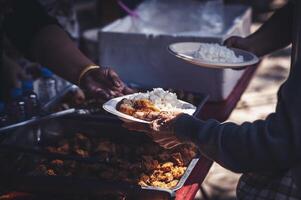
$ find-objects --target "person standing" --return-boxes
[125,1,301,198]
[0,0,132,101]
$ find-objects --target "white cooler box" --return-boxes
[96,4,251,101]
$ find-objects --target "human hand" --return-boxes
[80,67,134,100]
[224,36,255,53]
[224,36,257,70]
[123,113,184,149]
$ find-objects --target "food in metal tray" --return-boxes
[32,133,198,189]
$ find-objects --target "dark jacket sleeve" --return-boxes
[2,0,58,58]
[174,76,301,173]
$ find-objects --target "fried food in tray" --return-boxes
[29,133,198,189]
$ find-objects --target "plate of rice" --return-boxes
[168,42,259,69]
[103,88,196,123]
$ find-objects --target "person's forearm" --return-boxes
[30,25,94,84]
[246,2,293,57]
[174,112,298,173]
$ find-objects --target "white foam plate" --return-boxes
[168,42,259,69]
[103,94,197,124]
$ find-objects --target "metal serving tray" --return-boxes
[0,154,199,199]
[0,117,198,199]
[0,94,208,199]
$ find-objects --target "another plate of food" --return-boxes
[103,88,197,123]
[168,42,259,69]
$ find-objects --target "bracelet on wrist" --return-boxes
[77,65,100,86]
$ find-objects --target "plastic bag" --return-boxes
[128,0,224,35]
[200,0,224,35]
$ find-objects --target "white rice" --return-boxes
[131,88,190,111]
[195,43,244,63]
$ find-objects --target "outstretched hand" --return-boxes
[80,67,134,100]
[224,36,257,70]
[224,36,252,51]
[123,113,184,149]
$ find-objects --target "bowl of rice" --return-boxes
[168,42,259,69]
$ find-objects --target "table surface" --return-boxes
[175,65,258,200]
